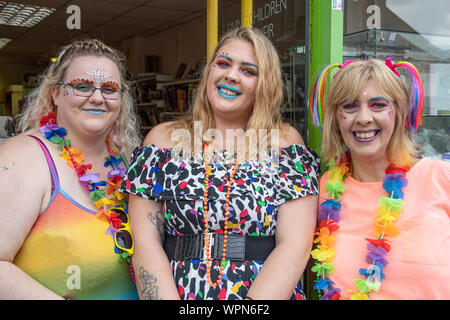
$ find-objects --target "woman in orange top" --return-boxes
[308,59,449,299]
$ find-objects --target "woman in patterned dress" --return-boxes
[121,27,320,300]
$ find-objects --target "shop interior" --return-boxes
[0,0,448,160]
[0,0,309,144]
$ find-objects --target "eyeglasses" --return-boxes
[111,207,134,255]
[59,81,122,100]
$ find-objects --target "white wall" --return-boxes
[142,15,207,76]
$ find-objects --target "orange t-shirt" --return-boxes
[319,158,450,299]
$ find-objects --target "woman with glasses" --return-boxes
[121,27,320,300]
[0,38,140,299]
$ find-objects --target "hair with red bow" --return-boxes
[308,58,424,131]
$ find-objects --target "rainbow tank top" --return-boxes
[13,136,138,300]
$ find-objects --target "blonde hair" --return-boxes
[169,27,285,160]
[322,59,420,166]
[17,38,141,156]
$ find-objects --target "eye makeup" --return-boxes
[340,99,359,112]
[340,96,392,112]
[102,80,120,90]
[368,96,390,103]
[69,78,93,85]
[241,62,258,75]
[214,54,258,75]
[214,55,232,69]
[218,54,232,62]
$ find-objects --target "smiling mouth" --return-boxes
[84,109,105,115]
[217,85,241,99]
[353,130,380,142]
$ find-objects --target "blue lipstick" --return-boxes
[85,109,105,115]
[217,84,241,99]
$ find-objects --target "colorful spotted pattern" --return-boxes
[120,144,320,300]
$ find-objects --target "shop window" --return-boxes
[344,0,450,161]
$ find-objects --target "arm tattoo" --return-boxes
[138,266,162,300]
[147,209,165,243]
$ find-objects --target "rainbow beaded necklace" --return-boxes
[39,111,132,263]
[311,156,410,300]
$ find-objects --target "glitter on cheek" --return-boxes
[386,105,395,120]
[337,107,347,120]
[63,86,72,96]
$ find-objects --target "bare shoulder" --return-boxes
[143,121,177,149]
[0,133,50,184]
[279,124,305,148]
[0,133,51,261]
[0,133,46,162]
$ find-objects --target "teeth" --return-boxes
[355,131,376,139]
[219,87,238,96]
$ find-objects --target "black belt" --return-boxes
[163,233,275,262]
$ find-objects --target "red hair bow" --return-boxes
[385,58,400,77]
[338,60,354,69]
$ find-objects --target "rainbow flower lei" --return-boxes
[39,111,131,263]
[311,158,410,300]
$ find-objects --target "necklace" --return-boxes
[203,144,238,287]
[311,159,410,300]
[39,111,133,265]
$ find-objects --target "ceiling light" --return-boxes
[0,38,11,50]
[0,1,56,27]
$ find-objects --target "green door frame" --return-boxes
[307,0,344,161]
[304,0,343,298]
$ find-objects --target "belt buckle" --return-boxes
[202,233,214,261]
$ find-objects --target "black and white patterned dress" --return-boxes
[120,144,320,300]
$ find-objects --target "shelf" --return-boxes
[136,101,165,109]
[136,73,174,82]
[160,111,188,116]
[156,78,199,89]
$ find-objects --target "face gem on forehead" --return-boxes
[86,69,111,83]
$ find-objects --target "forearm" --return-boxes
[246,241,311,300]
[132,243,180,300]
[129,194,180,300]
[0,261,63,300]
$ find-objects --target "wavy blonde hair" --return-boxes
[170,27,286,160]
[322,59,420,166]
[17,38,141,156]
